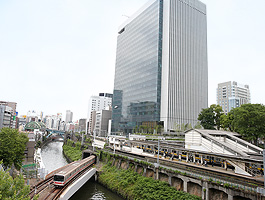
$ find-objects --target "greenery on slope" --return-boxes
[62,139,82,161]
[98,163,201,200]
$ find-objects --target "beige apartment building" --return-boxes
[217,81,251,114]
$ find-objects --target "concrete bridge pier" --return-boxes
[168,175,172,186]
[202,181,209,200]
[228,194,233,200]
[155,167,159,180]
[134,164,138,172]
[143,167,147,177]
[183,179,188,192]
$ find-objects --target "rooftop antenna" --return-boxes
[122,15,130,18]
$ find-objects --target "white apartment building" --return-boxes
[217,81,251,114]
[94,110,112,137]
[87,94,112,134]
[0,105,14,129]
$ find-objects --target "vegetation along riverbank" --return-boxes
[97,152,201,200]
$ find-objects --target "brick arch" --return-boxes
[146,168,155,178]
[114,159,119,167]
[159,172,169,182]
[209,188,228,200]
[187,182,202,197]
[136,166,144,174]
[120,160,128,169]
[171,177,183,191]
[128,162,135,170]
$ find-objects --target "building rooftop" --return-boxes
[25,121,46,130]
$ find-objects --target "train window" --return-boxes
[54,175,64,182]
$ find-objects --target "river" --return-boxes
[41,141,123,200]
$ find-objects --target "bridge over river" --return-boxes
[34,141,122,200]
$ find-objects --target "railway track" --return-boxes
[110,149,263,188]
[30,166,93,200]
[29,177,53,199]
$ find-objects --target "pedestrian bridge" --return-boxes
[46,129,65,139]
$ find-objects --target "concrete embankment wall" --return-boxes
[97,152,262,200]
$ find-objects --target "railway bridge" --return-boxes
[30,153,96,200]
[102,148,265,200]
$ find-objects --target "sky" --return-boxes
[0,0,265,121]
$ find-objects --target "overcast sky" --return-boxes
[1,0,264,121]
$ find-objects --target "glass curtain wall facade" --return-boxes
[112,0,163,134]
[112,0,208,134]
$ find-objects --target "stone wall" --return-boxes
[99,153,262,200]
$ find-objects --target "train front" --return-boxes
[53,174,65,187]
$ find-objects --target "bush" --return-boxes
[63,140,82,161]
[98,164,201,200]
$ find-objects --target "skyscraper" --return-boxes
[112,0,208,134]
[217,81,251,115]
[65,110,73,123]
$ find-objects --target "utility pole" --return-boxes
[157,137,160,166]
[113,137,116,154]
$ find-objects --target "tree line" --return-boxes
[0,127,39,199]
[198,103,265,145]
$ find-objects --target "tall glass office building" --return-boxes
[112,0,208,134]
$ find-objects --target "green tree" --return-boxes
[198,104,224,130]
[231,104,265,144]
[185,123,193,130]
[133,125,138,133]
[155,125,163,134]
[193,121,202,129]
[220,112,234,131]
[198,106,215,129]
[0,128,28,169]
[213,104,224,130]
[0,163,38,200]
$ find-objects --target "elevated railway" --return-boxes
[122,138,264,177]
[30,155,96,200]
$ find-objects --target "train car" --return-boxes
[53,155,95,187]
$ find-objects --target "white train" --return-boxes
[53,155,95,187]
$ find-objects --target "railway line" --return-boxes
[109,148,264,189]
[29,156,95,200]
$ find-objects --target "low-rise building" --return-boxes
[94,110,112,137]
[0,105,14,129]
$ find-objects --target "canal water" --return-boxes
[41,141,123,200]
